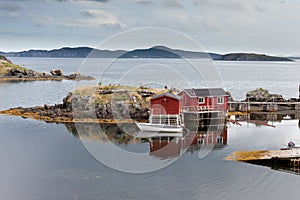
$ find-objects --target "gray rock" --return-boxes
[246,88,284,102]
[50,69,63,76]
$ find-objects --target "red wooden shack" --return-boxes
[177,88,228,112]
[150,93,181,115]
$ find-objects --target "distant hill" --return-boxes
[0,46,293,61]
[216,53,293,62]
[288,56,300,60]
[1,47,126,58]
[119,46,221,59]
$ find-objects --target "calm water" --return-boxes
[9,57,300,101]
[1,58,300,200]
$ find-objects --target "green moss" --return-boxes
[0,55,6,60]
[0,55,26,75]
[3,62,25,70]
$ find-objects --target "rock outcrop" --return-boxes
[2,68,94,81]
[0,86,167,123]
[7,68,49,78]
[0,55,94,81]
[50,69,63,76]
[246,88,284,102]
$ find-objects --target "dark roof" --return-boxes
[183,88,226,97]
[151,93,181,100]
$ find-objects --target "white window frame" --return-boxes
[198,97,205,104]
[217,96,224,104]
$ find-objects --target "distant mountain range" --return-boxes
[0,46,293,61]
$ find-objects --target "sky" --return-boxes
[0,0,299,55]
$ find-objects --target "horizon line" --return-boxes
[0,45,297,57]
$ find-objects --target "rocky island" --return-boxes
[216,53,293,62]
[0,85,168,123]
[0,55,94,81]
[1,85,300,124]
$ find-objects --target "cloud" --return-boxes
[54,0,109,2]
[192,0,268,13]
[41,9,126,28]
[89,0,109,2]
[0,31,34,37]
[253,5,266,12]
[0,2,22,16]
[162,0,183,8]
[0,3,21,12]
[136,0,155,5]
[80,10,97,18]
[193,0,245,11]
[135,0,183,8]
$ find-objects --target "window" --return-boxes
[217,137,223,144]
[198,97,205,104]
[217,96,224,104]
[198,138,204,145]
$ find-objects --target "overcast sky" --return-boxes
[0,0,299,55]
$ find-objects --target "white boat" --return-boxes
[135,131,183,138]
[136,122,183,133]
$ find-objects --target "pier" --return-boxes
[227,148,300,174]
[183,111,226,131]
[228,101,300,112]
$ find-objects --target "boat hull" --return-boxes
[136,123,183,133]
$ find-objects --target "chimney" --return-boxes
[192,88,195,96]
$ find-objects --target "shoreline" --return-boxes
[0,108,140,124]
[0,76,94,82]
[1,107,299,125]
[0,56,95,81]
[0,82,299,124]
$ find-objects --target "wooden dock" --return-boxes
[227,148,300,167]
[228,101,300,112]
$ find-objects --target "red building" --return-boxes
[150,93,181,115]
[149,93,181,125]
[178,88,228,112]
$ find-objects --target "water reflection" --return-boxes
[144,127,227,159]
[63,122,228,159]
[230,113,300,176]
[233,113,300,128]
[62,113,300,164]
[236,113,300,122]
[276,166,300,175]
[244,158,300,176]
[64,123,140,145]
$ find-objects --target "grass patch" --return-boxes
[226,150,268,161]
[73,84,169,108]
[0,56,26,75]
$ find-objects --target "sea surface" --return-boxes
[1,58,300,200]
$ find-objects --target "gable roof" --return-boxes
[183,88,226,97]
[151,93,181,101]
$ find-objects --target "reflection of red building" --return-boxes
[191,129,228,146]
[149,127,228,159]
